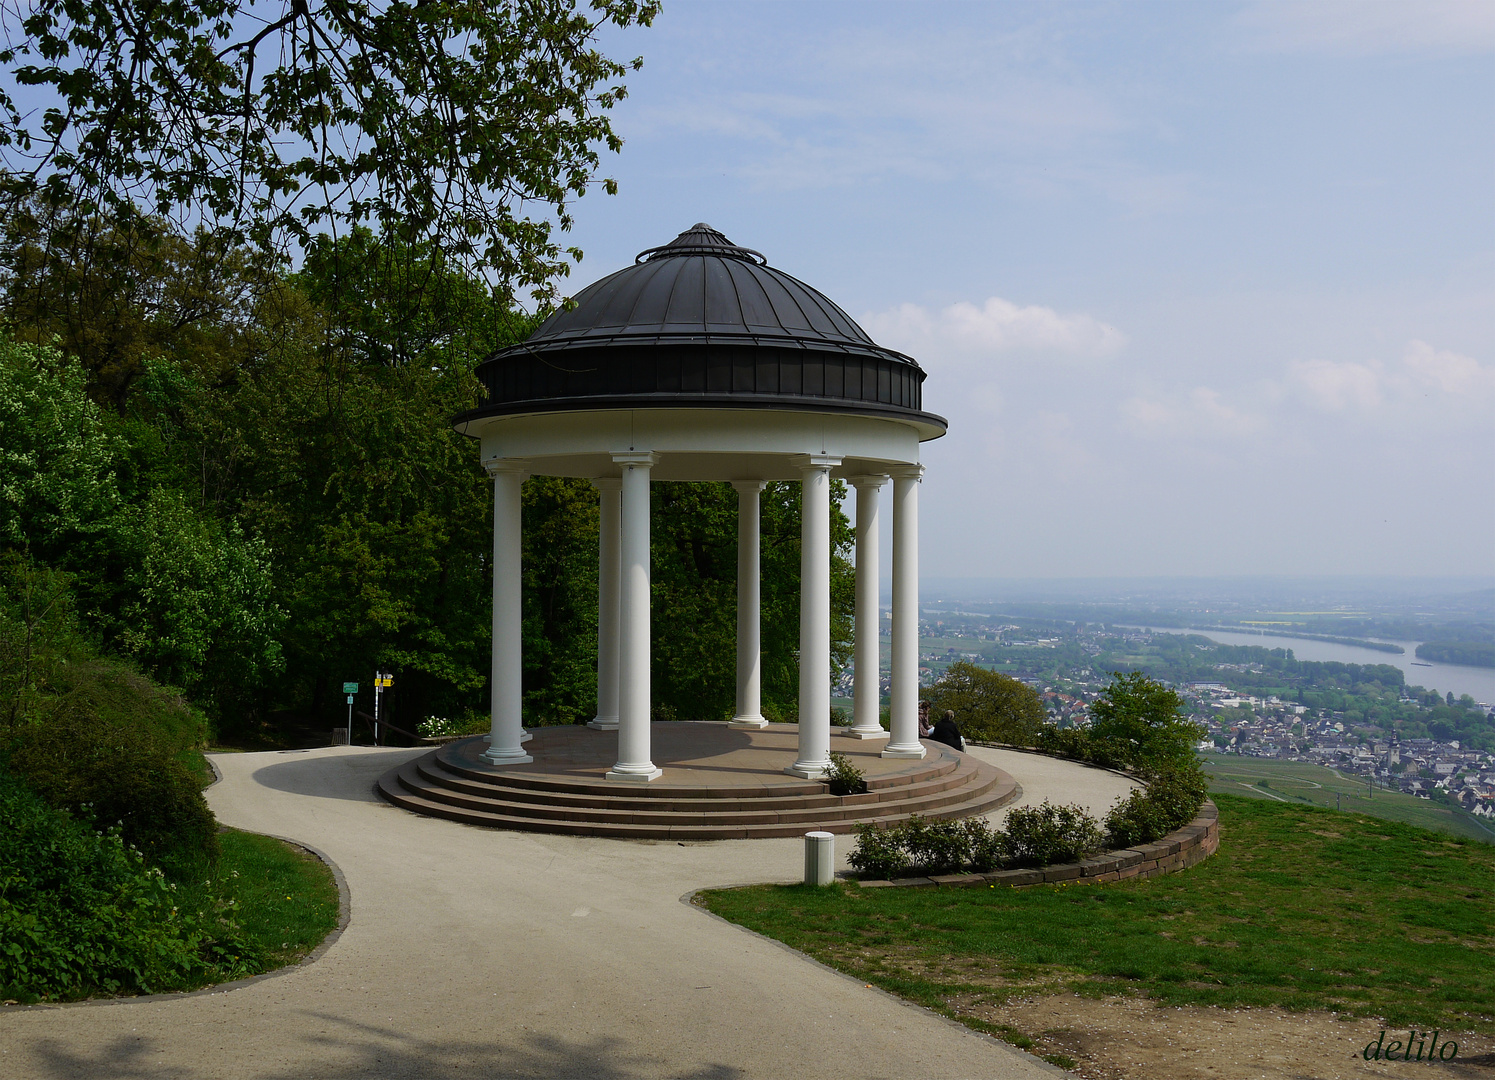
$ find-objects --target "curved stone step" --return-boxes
[429,735,961,798]
[377,769,1017,839]
[374,722,1018,839]
[395,756,1005,827]
[413,752,986,815]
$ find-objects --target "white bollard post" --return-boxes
[804,830,835,886]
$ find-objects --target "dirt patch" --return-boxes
[968,993,1495,1079]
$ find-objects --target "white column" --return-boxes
[883,464,926,759]
[787,455,841,779]
[729,480,768,729]
[481,460,533,766]
[607,452,662,782]
[587,478,622,730]
[848,475,889,739]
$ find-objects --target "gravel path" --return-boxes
[0,743,1136,1079]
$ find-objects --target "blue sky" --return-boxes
[566,1,1494,581]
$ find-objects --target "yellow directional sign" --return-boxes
[375,676,393,688]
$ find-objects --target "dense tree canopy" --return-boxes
[1087,671,1204,767]
[923,660,1045,744]
[0,224,855,740]
[0,0,658,303]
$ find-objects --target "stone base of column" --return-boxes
[881,743,927,759]
[606,764,663,783]
[480,747,533,766]
[785,760,831,779]
[520,729,533,743]
[728,715,769,729]
[843,727,890,740]
[586,718,619,731]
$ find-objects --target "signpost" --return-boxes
[373,672,393,743]
[342,683,358,745]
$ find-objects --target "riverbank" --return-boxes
[1124,625,1495,705]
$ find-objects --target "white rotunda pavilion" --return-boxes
[454,224,947,783]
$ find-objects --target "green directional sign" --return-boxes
[342,682,359,694]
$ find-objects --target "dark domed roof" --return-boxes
[461,225,944,433]
[524,223,895,358]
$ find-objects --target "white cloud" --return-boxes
[1119,387,1265,439]
[864,296,1126,363]
[1286,342,1494,413]
[1403,340,1495,397]
[1287,358,1384,412]
[1234,0,1495,56]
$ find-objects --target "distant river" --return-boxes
[1122,626,1495,706]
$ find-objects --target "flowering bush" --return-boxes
[417,714,490,739]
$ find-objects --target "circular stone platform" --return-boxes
[376,722,1017,840]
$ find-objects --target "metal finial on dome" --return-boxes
[636,223,767,265]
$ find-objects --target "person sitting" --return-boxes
[917,700,933,739]
[930,710,964,751]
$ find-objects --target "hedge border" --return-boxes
[854,799,1219,890]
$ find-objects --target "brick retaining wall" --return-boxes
[856,799,1219,890]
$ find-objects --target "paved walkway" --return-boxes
[0,743,1137,1080]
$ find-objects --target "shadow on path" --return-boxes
[23,1020,747,1080]
[248,749,421,802]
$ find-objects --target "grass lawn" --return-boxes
[178,828,341,981]
[1202,753,1495,844]
[697,793,1495,1059]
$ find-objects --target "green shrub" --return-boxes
[1102,788,1172,849]
[7,714,218,877]
[0,769,255,1002]
[824,751,867,796]
[966,817,1007,873]
[1001,801,1104,868]
[850,805,1105,879]
[897,816,972,876]
[848,822,910,880]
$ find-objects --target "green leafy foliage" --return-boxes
[1034,724,1130,772]
[7,713,218,878]
[0,338,120,553]
[0,340,284,711]
[0,0,659,306]
[848,822,910,881]
[0,556,209,755]
[1001,801,1105,869]
[923,660,1045,744]
[0,769,253,1001]
[825,752,867,797]
[849,805,1103,880]
[1104,765,1209,849]
[1086,671,1203,767]
[897,817,990,876]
